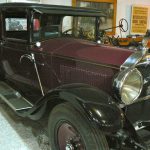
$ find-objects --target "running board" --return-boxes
[0,82,33,111]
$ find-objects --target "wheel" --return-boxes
[48,102,109,150]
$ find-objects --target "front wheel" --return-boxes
[48,102,109,150]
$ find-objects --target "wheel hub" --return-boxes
[58,123,85,150]
[65,136,82,150]
[65,143,74,150]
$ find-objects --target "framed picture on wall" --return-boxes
[72,0,117,35]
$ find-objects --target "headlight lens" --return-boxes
[142,37,148,47]
[114,68,143,105]
[120,68,143,104]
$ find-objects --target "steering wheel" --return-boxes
[62,28,74,35]
[119,18,128,32]
[62,27,85,38]
[62,28,80,35]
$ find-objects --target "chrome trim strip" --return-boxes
[120,50,147,70]
[113,67,144,105]
[31,53,45,96]
[0,94,33,111]
[121,68,143,104]
[134,125,145,131]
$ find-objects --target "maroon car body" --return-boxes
[35,38,133,92]
[0,2,150,150]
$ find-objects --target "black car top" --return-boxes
[0,2,105,17]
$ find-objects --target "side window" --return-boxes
[62,16,73,33]
[4,10,28,41]
[33,14,61,42]
[5,18,27,31]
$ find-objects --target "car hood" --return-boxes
[42,38,133,68]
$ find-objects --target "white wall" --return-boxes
[116,0,150,37]
[1,0,41,2]
[42,0,71,6]
[0,0,7,3]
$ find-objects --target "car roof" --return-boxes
[0,2,106,17]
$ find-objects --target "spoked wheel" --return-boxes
[48,103,109,150]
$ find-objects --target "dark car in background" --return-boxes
[0,2,150,150]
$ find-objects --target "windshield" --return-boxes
[62,16,96,40]
[32,13,97,42]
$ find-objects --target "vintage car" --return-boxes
[0,2,150,150]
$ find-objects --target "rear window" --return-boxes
[4,10,28,41]
[5,18,27,31]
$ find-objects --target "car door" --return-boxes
[0,10,43,102]
[1,41,43,101]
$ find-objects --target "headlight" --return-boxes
[142,37,148,47]
[114,68,143,105]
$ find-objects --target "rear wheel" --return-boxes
[48,102,109,150]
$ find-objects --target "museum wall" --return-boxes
[42,0,150,37]
[0,0,41,3]
[0,0,7,3]
[42,0,71,6]
[116,0,150,36]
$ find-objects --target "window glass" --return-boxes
[5,18,27,31]
[77,1,114,32]
[32,14,96,41]
[62,16,96,40]
[33,14,61,41]
[4,11,28,41]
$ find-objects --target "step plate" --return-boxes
[0,82,33,111]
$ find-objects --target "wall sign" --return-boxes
[131,5,148,35]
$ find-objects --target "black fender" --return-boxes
[28,83,123,133]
